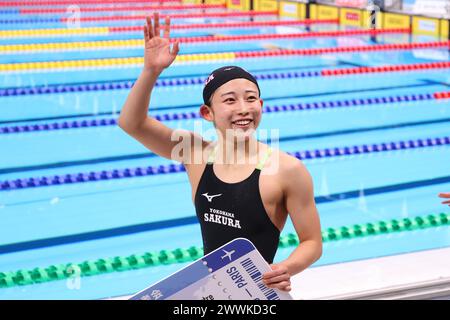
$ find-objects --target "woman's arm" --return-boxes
[118,13,201,162]
[263,158,322,292]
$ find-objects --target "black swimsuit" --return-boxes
[194,144,280,263]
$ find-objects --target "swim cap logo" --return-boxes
[204,74,215,86]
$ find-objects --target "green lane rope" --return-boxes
[1,212,448,289]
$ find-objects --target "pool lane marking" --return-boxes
[0,19,339,38]
[0,29,411,53]
[1,88,449,134]
[0,41,449,72]
[1,211,448,289]
[1,135,449,184]
[0,10,279,24]
[0,61,349,99]
[0,79,445,125]
[18,4,226,14]
[0,175,449,255]
[419,79,450,88]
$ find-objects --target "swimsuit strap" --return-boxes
[207,143,218,164]
[256,146,272,171]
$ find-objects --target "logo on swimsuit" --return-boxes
[202,192,222,202]
[204,208,242,229]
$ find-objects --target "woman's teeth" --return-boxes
[233,120,252,126]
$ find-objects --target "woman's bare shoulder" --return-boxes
[273,148,311,182]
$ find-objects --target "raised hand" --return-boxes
[143,12,180,73]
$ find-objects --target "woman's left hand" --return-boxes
[262,263,291,292]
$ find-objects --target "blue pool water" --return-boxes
[0,6,449,300]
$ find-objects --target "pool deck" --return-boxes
[291,246,450,300]
[110,246,450,300]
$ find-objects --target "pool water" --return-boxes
[0,4,449,300]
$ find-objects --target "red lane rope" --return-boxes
[170,28,410,43]
[109,19,339,32]
[235,41,450,58]
[60,10,278,22]
[20,4,225,14]
[322,61,450,76]
[1,0,179,6]
[434,91,450,99]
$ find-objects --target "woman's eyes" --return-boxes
[223,97,257,103]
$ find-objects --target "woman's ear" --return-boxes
[200,104,214,121]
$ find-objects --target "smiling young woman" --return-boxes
[118,12,323,294]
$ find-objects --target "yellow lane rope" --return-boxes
[0,53,236,72]
[0,39,145,53]
[0,27,110,38]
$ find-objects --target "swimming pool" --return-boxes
[0,2,449,300]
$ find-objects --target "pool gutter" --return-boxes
[291,247,450,300]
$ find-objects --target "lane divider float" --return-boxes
[0,29,411,53]
[0,0,181,7]
[2,91,449,134]
[19,4,226,14]
[0,20,339,39]
[1,212,448,288]
[2,63,450,97]
[1,136,449,191]
[1,41,448,72]
[0,10,278,24]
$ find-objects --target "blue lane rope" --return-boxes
[0,135,449,191]
[0,92,439,134]
[0,10,19,14]
[0,18,60,24]
[0,71,323,98]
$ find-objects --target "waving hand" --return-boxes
[143,12,180,72]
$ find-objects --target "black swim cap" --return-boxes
[202,66,260,105]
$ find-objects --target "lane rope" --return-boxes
[0,19,339,38]
[2,63,449,97]
[1,90,449,134]
[0,11,278,24]
[234,41,450,58]
[19,4,226,14]
[1,41,448,72]
[1,212,448,288]
[0,29,411,53]
[1,136,449,191]
[0,0,180,6]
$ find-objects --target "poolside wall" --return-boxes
[181,0,450,40]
